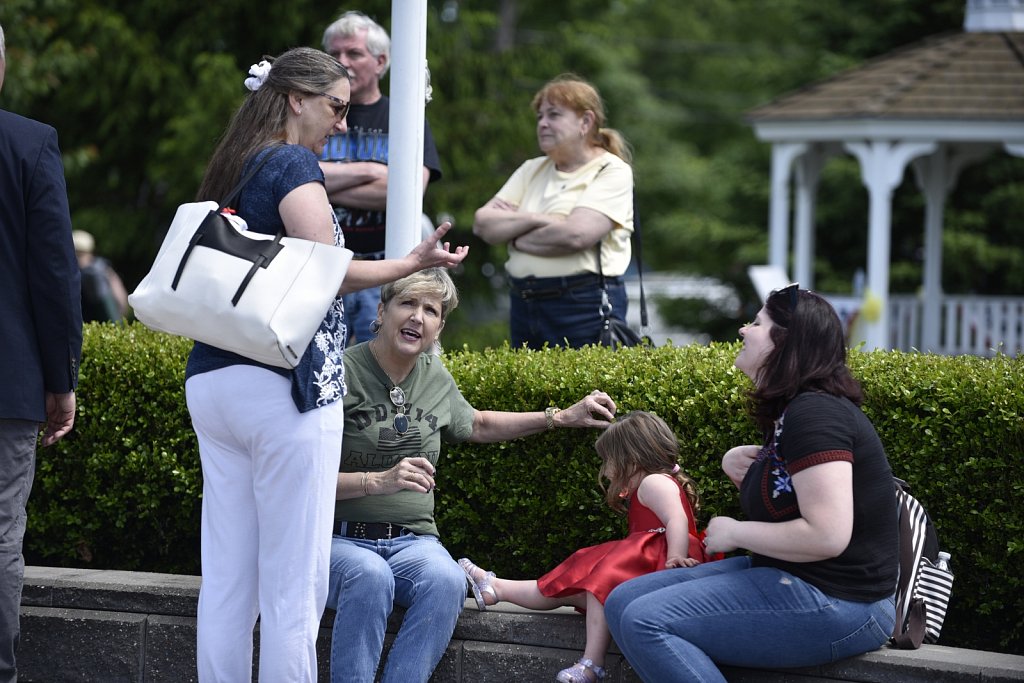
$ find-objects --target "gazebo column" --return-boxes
[768,143,807,274]
[911,143,995,352]
[845,140,936,350]
[793,144,835,289]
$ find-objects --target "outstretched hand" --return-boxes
[556,390,617,429]
[407,221,469,271]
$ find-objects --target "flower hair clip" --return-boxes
[244,60,272,92]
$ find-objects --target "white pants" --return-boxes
[186,365,344,682]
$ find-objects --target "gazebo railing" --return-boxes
[828,294,1024,357]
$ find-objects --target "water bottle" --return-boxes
[935,551,952,572]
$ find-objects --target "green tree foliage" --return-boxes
[1,0,1020,339]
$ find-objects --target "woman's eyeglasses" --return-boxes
[318,92,350,120]
[389,386,409,434]
[770,282,800,312]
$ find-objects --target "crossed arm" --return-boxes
[320,162,431,212]
[704,457,855,563]
[472,198,615,257]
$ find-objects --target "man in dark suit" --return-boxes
[0,23,83,682]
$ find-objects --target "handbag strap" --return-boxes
[596,188,648,331]
[218,144,286,213]
[171,145,286,294]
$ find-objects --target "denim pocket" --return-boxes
[830,614,891,661]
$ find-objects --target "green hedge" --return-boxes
[26,323,1024,655]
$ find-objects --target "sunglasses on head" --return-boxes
[388,385,409,434]
[770,282,800,312]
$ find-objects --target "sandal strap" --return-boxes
[578,658,607,679]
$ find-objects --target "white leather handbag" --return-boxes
[129,149,353,368]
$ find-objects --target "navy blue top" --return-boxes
[0,109,83,421]
[185,144,348,412]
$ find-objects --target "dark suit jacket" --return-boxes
[0,109,82,422]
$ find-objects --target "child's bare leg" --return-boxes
[581,591,611,667]
[460,558,586,611]
[492,578,587,611]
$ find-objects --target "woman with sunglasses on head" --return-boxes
[184,48,467,682]
[327,268,617,683]
[603,284,900,682]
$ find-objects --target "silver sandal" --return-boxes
[555,658,607,682]
[457,557,497,611]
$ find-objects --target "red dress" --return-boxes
[537,476,718,605]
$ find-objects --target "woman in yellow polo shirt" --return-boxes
[473,74,634,349]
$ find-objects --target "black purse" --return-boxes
[596,191,653,348]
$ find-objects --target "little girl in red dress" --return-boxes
[459,411,721,683]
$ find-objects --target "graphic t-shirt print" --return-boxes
[757,414,797,518]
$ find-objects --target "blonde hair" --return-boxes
[378,269,459,355]
[531,74,632,165]
[595,411,701,516]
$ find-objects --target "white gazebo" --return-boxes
[746,0,1024,355]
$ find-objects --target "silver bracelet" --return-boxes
[361,471,370,496]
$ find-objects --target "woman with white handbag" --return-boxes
[182,47,467,682]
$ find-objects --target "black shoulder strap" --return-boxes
[593,162,649,332]
[632,191,648,329]
[219,144,285,212]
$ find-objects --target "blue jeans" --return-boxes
[342,286,381,346]
[605,556,896,683]
[327,532,466,683]
[508,275,627,350]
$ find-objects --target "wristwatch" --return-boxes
[545,406,561,430]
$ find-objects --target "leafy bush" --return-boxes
[26,324,1024,655]
[26,323,202,574]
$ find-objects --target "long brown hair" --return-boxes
[749,287,864,432]
[196,47,349,202]
[595,411,701,517]
[531,73,633,165]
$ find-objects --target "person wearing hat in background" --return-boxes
[72,230,129,323]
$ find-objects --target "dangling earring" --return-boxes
[369,319,382,334]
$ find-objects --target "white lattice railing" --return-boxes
[828,294,1024,357]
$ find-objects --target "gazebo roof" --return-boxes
[742,2,1024,353]
[746,31,1024,124]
